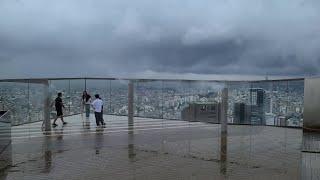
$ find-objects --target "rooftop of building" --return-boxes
[0,114,318,180]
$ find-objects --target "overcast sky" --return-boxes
[0,0,319,78]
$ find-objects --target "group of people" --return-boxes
[52,91,105,127]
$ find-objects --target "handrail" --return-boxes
[0,76,305,83]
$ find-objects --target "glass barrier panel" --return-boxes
[135,80,163,119]
[28,83,45,123]
[228,82,252,124]
[272,81,289,127]
[0,78,305,128]
[162,80,224,121]
[0,82,29,126]
[0,110,12,171]
[49,80,71,118]
[162,81,181,120]
[69,79,85,115]
[287,80,304,127]
[110,80,129,116]
[249,81,271,125]
[181,81,224,123]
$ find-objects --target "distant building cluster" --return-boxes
[181,102,221,124]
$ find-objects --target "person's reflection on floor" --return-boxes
[53,125,65,153]
[83,117,91,132]
[95,127,104,155]
[128,125,136,162]
[54,126,64,140]
[42,136,52,173]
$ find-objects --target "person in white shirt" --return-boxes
[91,94,104,126]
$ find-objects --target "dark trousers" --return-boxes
[94,112,103,126]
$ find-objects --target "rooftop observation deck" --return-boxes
[1,114,312,180]
[0,77,319,179]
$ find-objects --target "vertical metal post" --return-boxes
[84,78,87,91]
[128,81,135,159]
[68,80,71,113]
[286,81,289,124]
[43,80,51,132]
[109,80,112,114]
[220,87,228,174]
[136,81,139,117]
[161,81,164,119]
[128,81,134,127]
[27,80,30,123]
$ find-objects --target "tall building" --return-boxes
[234,103,247,124]
[264,91,273,114]
[249,88,266,125]
[250,88,265,106]
[275,116,287,126]
[249,105,265,125]
[233,89,266,125]
[181,102,220,123]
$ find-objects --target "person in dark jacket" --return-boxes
[52,92,67,127]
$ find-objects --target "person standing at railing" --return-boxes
[82,91,91,118]
[52,92,67,127]
[91,94,104,127]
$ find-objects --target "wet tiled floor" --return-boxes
[0,114,317,179]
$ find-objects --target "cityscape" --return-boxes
[0,80,304,127]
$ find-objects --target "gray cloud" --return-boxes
[0,0,320,78]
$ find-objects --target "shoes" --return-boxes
[63,122,68,125]
[52,123,58,127]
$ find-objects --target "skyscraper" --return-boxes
[250,88,265,106]
[249,88,266,125]
[234,103,246,124]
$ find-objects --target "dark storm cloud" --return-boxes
[0,0,320,78]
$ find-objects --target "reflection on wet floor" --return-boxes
[128,126,136,162]
[82,117,91,131]
[0,114,318,179]
[220,130,227,176]
[95,128,104,155]
[302,131,320,179]
[0,119,12,180]
[42,136,52,174]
